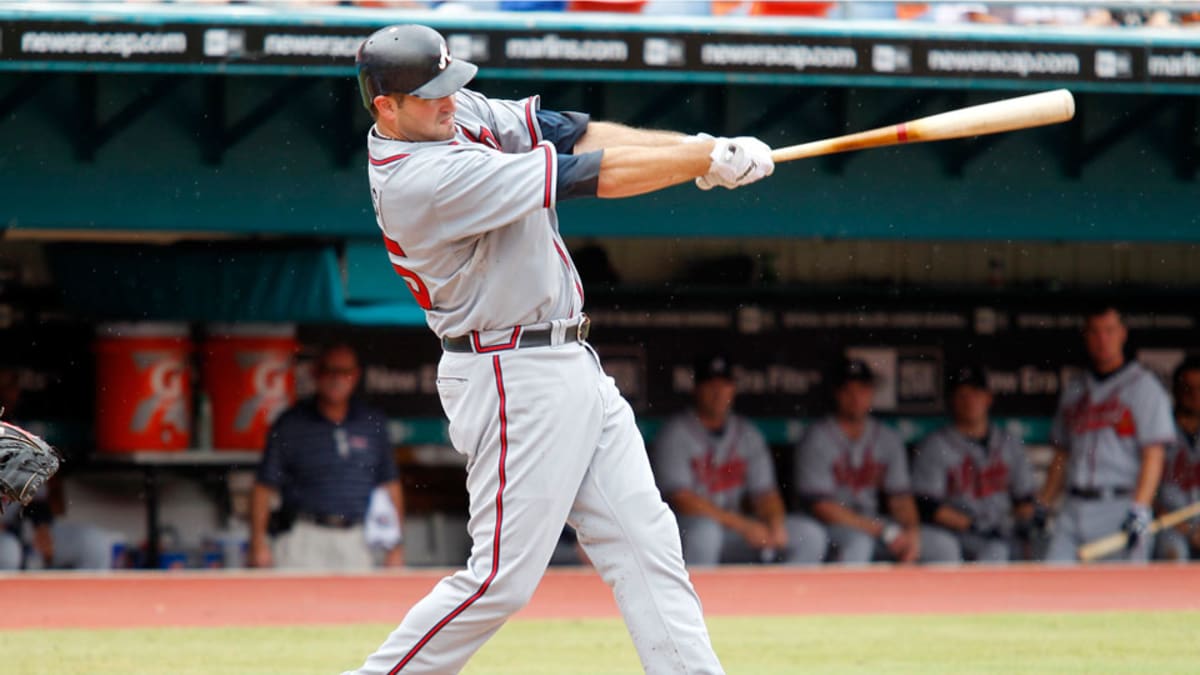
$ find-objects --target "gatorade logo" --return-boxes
[130,352,188,436]
[233,351,291,432]
[439,41,451,71]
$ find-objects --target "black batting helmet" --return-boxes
[355,25,478,110]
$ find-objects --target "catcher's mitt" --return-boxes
[0,414,61,511]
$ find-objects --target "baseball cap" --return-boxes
[947,364,989,391]
[830,357,876,387]
[693,353,735,384]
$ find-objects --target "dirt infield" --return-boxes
[2,565,1197,630]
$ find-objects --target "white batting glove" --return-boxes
[700,136,774,191]
[729,136,775,185]
[685,133,734,191]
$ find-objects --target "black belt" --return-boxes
[442,317,590,354]
[1069,487,1133,500]
[297,513,362,529]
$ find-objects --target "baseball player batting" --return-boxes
[1039,306,1174,563]
[345,25,772,675]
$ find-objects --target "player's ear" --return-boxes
[373,94,399,118]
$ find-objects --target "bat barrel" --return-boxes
[770,89,1076,164]
[908,89,1075,142]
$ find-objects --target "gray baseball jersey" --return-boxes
[794,416,910,517]
[1050,362,1174,490]
[1158,423,1200,514]
[367,88,584,338]
[912,425,1035,534]
[652,412,777,513]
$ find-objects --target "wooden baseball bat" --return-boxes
[770,89,1075,164]
[1077,501,1200,563]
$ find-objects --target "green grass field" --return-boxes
[4,612,1198,674]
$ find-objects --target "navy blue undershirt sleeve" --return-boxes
[916,494,943,523]
[556,150,602,201]
[536,109,591,154]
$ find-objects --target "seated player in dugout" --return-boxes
[651,353,826,565]
[793,358,937,564]
[912,365,1038,564]
[250,344,405,571]
[1038,305,1172,563]
[1155,356,1200,562]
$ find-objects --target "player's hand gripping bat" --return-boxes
[770,89,1075,164]
[1078,501,1200,562]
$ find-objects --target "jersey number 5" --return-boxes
[392,258,433,310]
[374,191,432,310]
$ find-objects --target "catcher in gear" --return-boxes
[0,412,60,513]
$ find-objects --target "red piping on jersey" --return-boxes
[387,356,510,674]
[369,153,410,166]
[552,239,585,308]
[524,97,538,147]
[541,143,553,209]
[472,327,522,354]
[382,235,406,257]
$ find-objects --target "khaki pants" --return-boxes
[274,521,374,572]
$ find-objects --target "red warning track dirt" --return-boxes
[2,565,1197,630]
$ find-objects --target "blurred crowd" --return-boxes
[131,1,1200,28]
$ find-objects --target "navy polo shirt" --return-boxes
[256,398,398,522]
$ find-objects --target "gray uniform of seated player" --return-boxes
[793,358,928,564]
[1039,307,1173,564]
[913,365,1037,564]
[1155,357,1200,562]
[652,354,826,565]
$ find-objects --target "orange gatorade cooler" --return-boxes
[202,323,296,451]
[95,323,192,452]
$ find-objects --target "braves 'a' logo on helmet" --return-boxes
[438,42,451,71]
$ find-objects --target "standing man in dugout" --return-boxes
[1155,356,1200,562]
[793,358,925,564]
[347,24,774,675]
[250,344,405,571]
[912,364,1037,563]
[1039,306,1173,563]
[651,353,826,566]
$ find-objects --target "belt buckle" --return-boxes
[577,317,591,343]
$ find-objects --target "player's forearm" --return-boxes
[812,500,884,536]
[670,490,747,531]
[249,483,275,544]
[1133,445,1165,506]
[1038,449,1068,505]
[888,495,921,529]
[574,121,687,154]
[933,505,972,532]
[596,144,713,198]
[753,491,787,528]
